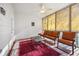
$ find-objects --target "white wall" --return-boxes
[15,13,42,39]
[0,3,14,50]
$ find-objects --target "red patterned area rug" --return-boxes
[19,39,61,56]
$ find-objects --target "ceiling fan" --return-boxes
[39,3,53,13]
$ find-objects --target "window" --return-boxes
[56,7,70,31]
[47,14,55,31]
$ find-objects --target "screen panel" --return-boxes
[42,17,48,30]
[56,7,69,31]
[47,14,55,31]
[71,4,79,32]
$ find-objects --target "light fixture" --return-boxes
[40,10,45,13]
[40,4,46,13]
[40,4,53,14]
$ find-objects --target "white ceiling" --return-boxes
[13,3,71,17]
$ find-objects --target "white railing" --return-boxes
[0,31,28,56]
[0,36,15,56]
